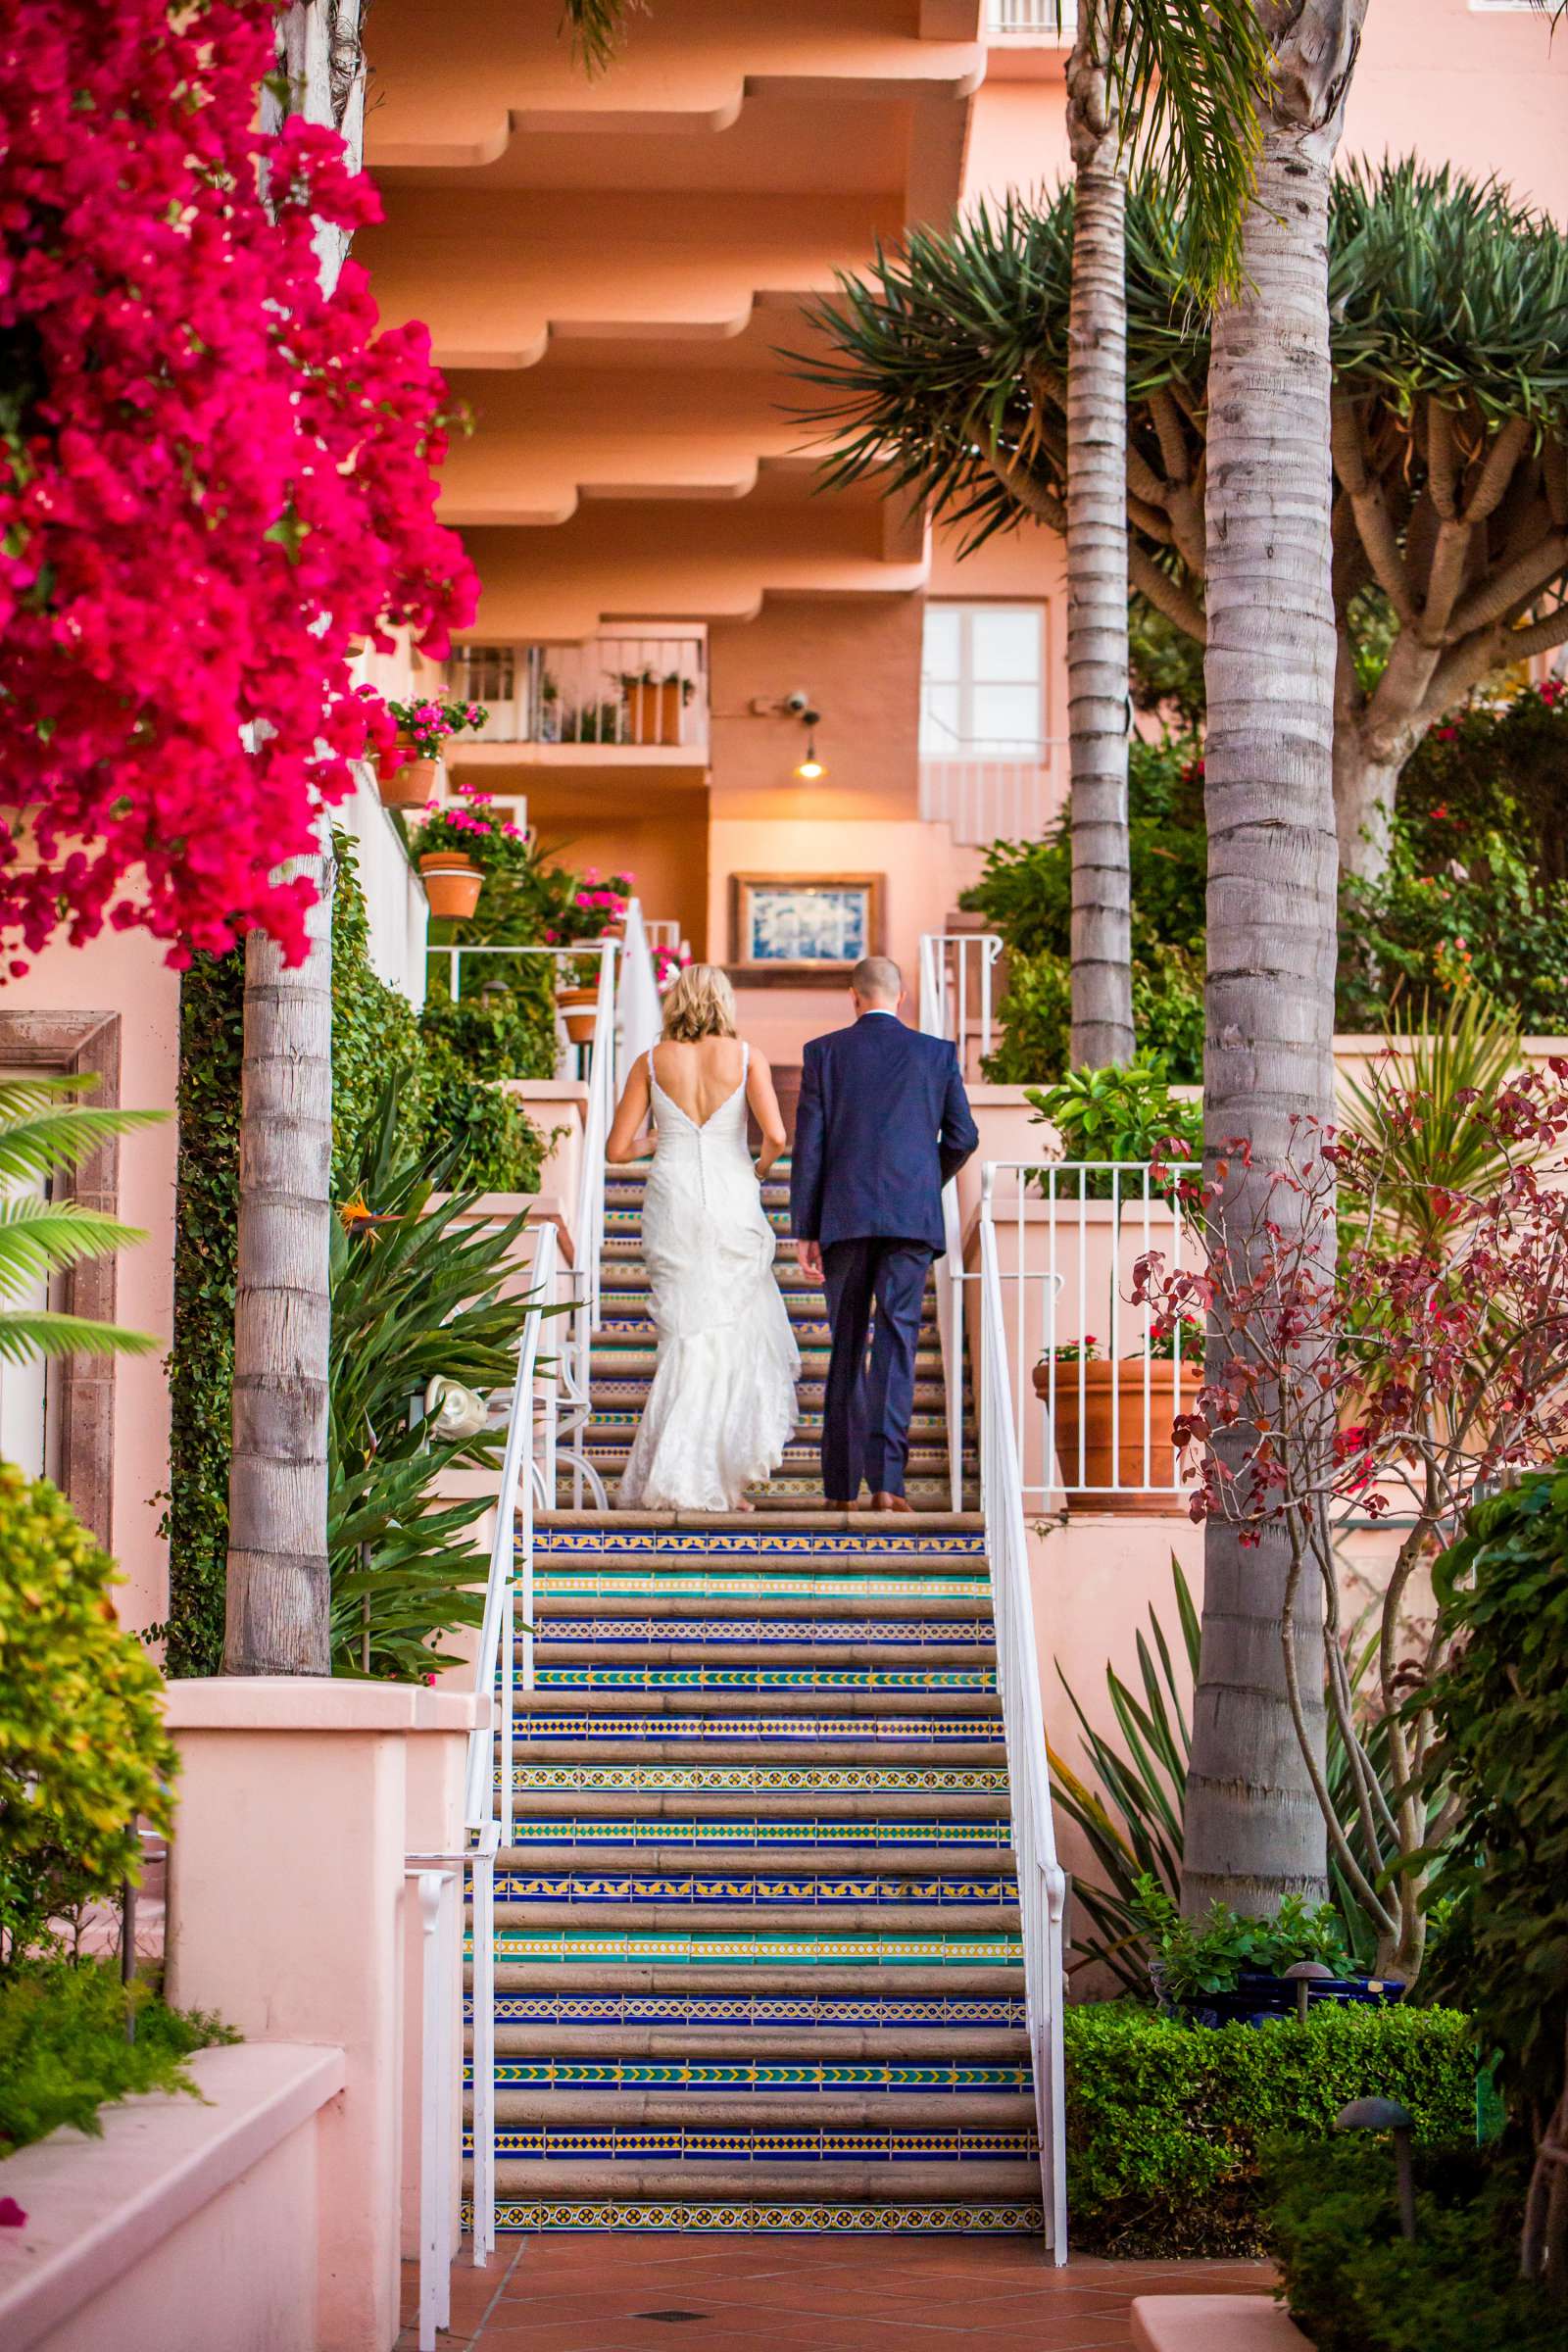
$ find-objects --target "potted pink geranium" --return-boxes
[376,698,488,808]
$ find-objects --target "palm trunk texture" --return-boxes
[223,0,365,1677]
[1185,0,1368,1917]
[1065,8,1135,1072]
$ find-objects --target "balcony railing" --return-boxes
[985,0,1075,38]
[447,634,709,753]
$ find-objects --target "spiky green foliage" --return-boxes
[795,160,1568,741]
[0,1076,161,1365]
[327,1085,551,1681]
[558,0,642,74]
[1050,1559,1411,1990]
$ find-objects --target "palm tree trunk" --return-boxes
[1065,7,1135,1072]
[1184,0,1367,1915]
[223,0,365,1677]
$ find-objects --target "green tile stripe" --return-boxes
[465,2201,1045,2235]
[474,1929,1024,1967]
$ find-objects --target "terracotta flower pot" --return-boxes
[376,740,439,808]
[620,678,686,747]
[556,984,600,1045]
[418,851,482,919]
[1032,1356,1203,1516]
[598,918,626,941]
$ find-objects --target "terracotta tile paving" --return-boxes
[397,2238,1274,2352]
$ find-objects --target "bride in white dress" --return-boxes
[605,964,800,1512]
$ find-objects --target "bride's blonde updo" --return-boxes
[662,962,738,1042]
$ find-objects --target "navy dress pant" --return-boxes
[819,1237,934,1503]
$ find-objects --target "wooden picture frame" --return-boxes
[727,873,885,987]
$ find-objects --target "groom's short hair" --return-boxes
[852,956,903,1003]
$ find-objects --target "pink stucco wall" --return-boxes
[0,932,180,1636]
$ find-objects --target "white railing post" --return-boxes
[978,1179,1069,2260]
[411,1864,459,2347]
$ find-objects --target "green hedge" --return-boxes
[1265,2137,1562,2352]
[1063,2001,1478,2258]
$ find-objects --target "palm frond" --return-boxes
[1104,0,1272,300]
[558,0,643,75]
[0,1074,164,1190]
[0,1310,157,1361]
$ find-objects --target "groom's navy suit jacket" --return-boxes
[790,1013,979,1255]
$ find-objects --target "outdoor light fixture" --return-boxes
[749,688,827,779]
[1336,2096,1418,2241]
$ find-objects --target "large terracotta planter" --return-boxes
[418,850,482,919]
[620,678,686,746]
[556,984,599,1045]
[1033,1357,1202,1515]
[376,740,439,808]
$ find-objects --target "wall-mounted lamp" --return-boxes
[749,689,827,780]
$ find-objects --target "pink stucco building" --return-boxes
[2,0,1563,1642]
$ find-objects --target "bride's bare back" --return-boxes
[608,1030,788,1177]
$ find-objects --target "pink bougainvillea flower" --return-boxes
[0,0,476,968]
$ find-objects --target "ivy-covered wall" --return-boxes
[162,836,543,1676]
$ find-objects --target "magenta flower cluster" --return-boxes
[0,0,477,968]
[414,777,523,857]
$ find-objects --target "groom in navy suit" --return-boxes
[790,956,978,1511]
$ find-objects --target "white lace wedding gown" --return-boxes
[617,1046,800,1512]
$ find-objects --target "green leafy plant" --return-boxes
[328,1085,548,1680]
[0,1076,163,1362]
[1025,1061,1202,1203]
[0,1959,234,2158]
[1264,2137,1562,2352]
[1132,1873,1353,2010]
[0,1462,175,1967]
[1063,1999,1477,2258]
[1417,1468,1568,2287]
[612,667,695,703]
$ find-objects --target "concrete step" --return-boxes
[536,1508,984,1542]
[506,1740,1009,1772]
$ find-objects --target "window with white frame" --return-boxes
[920,603,1046,758]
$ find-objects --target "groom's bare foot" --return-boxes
[871,1491,913,1513]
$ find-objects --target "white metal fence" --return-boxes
[981,1160,1195,1510]
[919,755,1062,847]
[448,635,709,752]
[986,0,1076,37]
[918,933,1001,1508]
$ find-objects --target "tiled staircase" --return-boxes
[582,1157,976,1511]
[466,1156,1040,2236]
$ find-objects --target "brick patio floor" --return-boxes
[397,2237,1274,2352]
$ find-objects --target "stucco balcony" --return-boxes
[444,633,710,770]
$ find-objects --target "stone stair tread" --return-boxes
[484,2160,1042,2200]
[486,2088,1038,2129]
[491,1902,1021,1936]
[511,1686,1002,1721]
[488,1963,1026,1997]
[486,2026,1032,2062]
[509,1741,1008,1769]
[496,1844,1016,1878]
[531,1593,994,1625]
[532,1642,998,1670]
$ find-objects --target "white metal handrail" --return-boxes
[460,1213,559,2263]
[918,933,1002,1507]
[978,1203,1069,2260]
[405,1856,463,2346]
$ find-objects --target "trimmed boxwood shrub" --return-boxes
[1063,2000,1477,2257]
[1265,2137,1562,2352]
